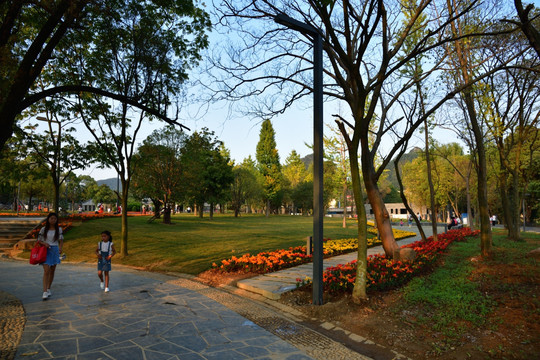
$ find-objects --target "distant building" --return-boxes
[81,200,96,212]
[326,202,429,220]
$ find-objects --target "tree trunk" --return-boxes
[361,142,399,257]
[465,92,492,255]
[509,171,521,240]
[466,168,474,230]
[120,183,129,256]
[424,119,438,241]
[210,203,214,220]
[163,205,171,224]
[337,121,368,302]
[342,184,347,228]
[395,158,427,242]
[350,148,368,302]
[198,203,204,218]
[265,199,270,217]
[52,168,60,214]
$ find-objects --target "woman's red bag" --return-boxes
[30,243,47,265]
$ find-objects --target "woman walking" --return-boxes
[37,212,63,300]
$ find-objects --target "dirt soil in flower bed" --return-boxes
[197,244,539,360]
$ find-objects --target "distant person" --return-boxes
[96,230,116,293]
[408,215,413,227]
[37,212,63,300]
[400,219,404,227]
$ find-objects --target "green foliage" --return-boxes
[127,202,141,212]
[282,150,309,212]
[401,238,495,336]
[230,162,262,216]
[131,126,186,206]
[402,142,471,215]
[383,186,401,203]
[256,119,283,211]
[181,128,234,214]
[86,183,117,205]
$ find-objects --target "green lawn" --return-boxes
[400,230,540,338]
[62,214,363,274]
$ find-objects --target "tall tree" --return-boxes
[132,126,187,224]
[181,129,233,218]
[282,150,309,214]
[514,0,540,59]
[445,0,494,255]
[477,24,540,240]
[256,119,283,217]
[0,1,209,151]
[210,0,521,300]
[63,0,209,256]
[324,123,351,227]
[398,0,438,240]
[230,161,261,217]
[22,113,90,213]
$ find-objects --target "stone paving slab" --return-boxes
[0,260,315,360]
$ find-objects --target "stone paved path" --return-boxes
[0,260,378,360]
[0,260,319,360]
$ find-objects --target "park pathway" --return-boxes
[0,259,386,360]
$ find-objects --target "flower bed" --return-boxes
[64,213,120,221]
[212,224,416,274]
[0,212,43,217]
[366,220,416,240]
[320,227,480,293]
[212,237,376,274]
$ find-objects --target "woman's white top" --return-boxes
[38,227,63,246]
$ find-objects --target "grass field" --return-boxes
[61,214,366,274]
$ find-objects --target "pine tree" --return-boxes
[256,119,282,216]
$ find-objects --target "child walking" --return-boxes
[96,230,116,292]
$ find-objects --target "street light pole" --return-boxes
[275,13,324,305]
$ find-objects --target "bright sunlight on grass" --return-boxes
[61,214,368,274]
[399,230,539,338]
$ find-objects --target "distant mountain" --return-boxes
[97,178,122,193]
[385,147,422,189]
[301,153,313,169]
[299,147,421,190]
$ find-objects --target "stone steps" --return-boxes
[0,217,44,255]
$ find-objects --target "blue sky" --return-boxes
[64,1,537,180]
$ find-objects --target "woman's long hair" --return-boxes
[44,212,60,241]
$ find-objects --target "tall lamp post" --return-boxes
[274,13,324,305]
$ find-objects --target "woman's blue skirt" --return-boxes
[43,245,61,266]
